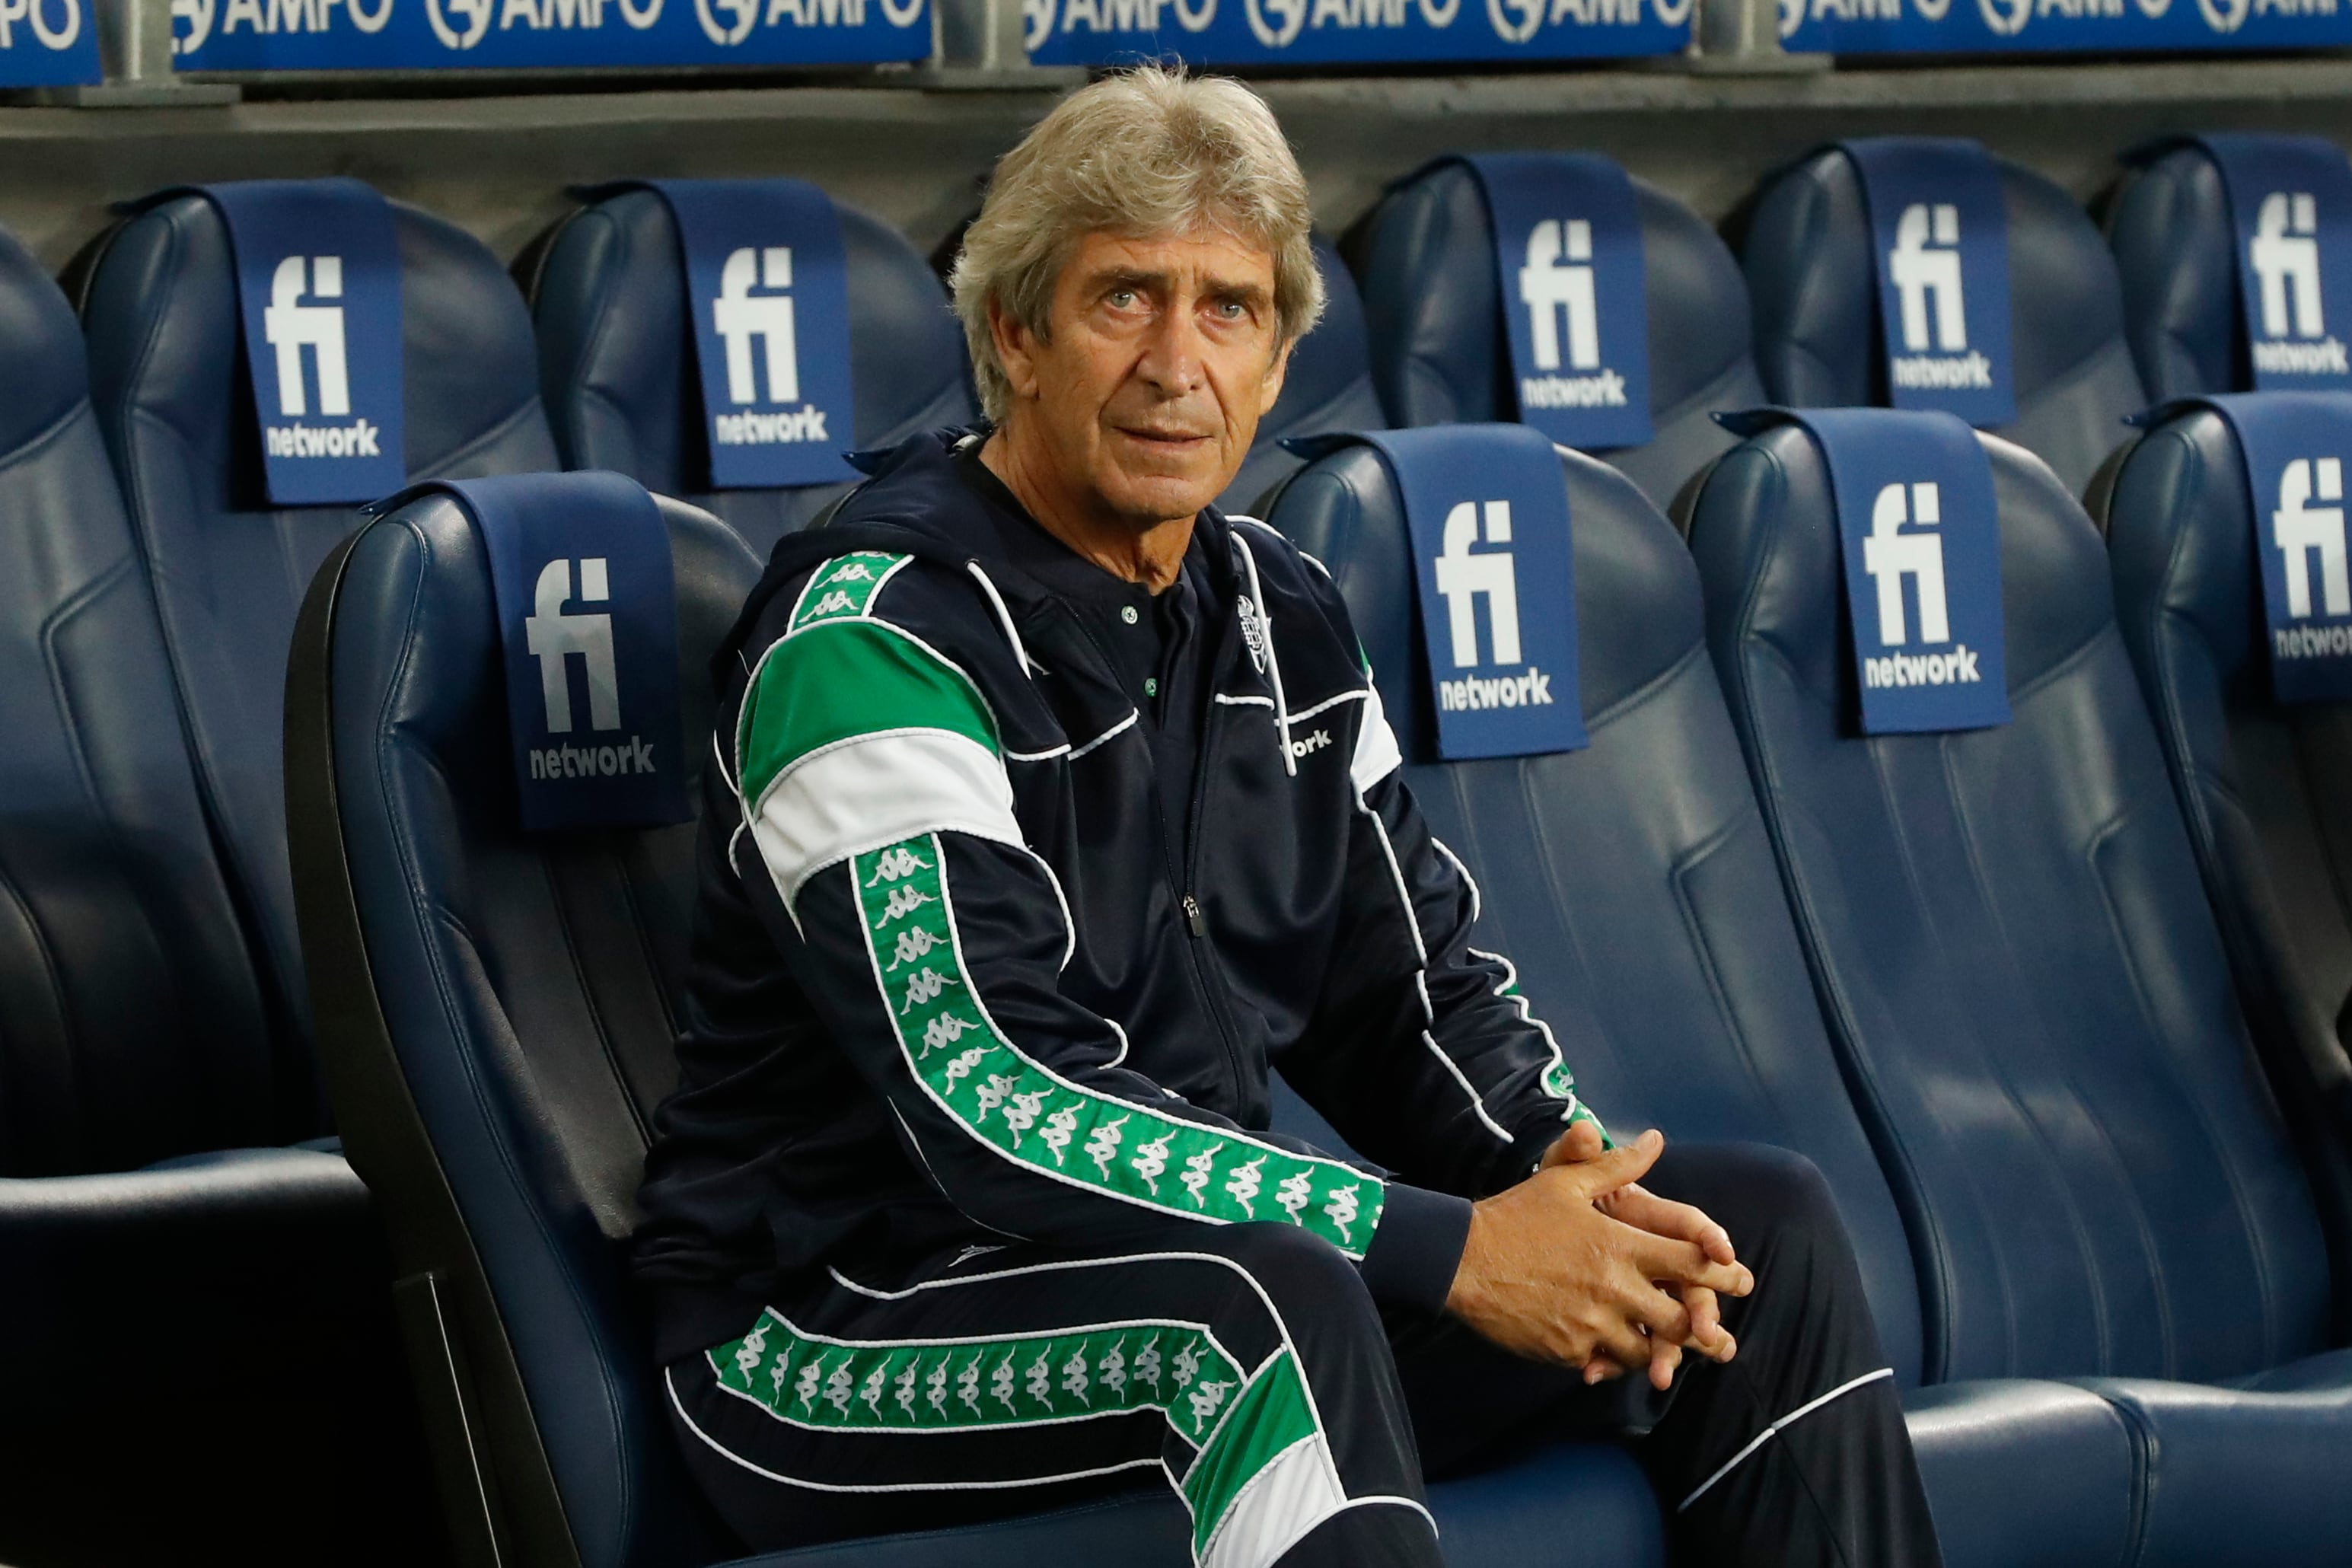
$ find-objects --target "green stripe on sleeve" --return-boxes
[739,620,1000,805]
[853,834,1386,1258]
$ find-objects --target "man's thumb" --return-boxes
[1563,1128,1663,1197]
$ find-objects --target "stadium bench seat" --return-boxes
[1259,435,2135,1568]
[0,219,425,1565]
[1219,237,1388,514]
[2099,403,2352,1238]
[2104,145,2248,403]
[524,184,974,560]
[1686,416,2352,1566]
[1742,148,2147,498]
[285,471,1681,1568]
[78,183,563,1048]
[1347,159,1764,510]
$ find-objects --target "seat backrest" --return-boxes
[0,221,287,1175]
[2105,403,2352,1293]
[1687,418,2333,1384]
[288,482,760,1568]
[527,186,974,561]
[1265,435,1923,1384]
[2105,147,2242,403]
[1743,148,2147,498]
[1350,160,1764,510]
[81,190,560,1050]
[1219,238,1388,514]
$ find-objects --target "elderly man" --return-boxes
[635,67,1942,1568]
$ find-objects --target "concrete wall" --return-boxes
[3,56,2350,276]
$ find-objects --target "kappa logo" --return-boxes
[1860,482,1984,690]
[1886,202,1996,393]
[2272,459,2352,663]
[2248,193,2350,377]
[524,558,661,781]
[1432,499,1559,714]
[1515,218,1628,411]
[260,255,386,462]
[710,245,833,448]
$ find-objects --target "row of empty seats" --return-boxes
[0,129,2344,1563]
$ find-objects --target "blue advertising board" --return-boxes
[1025,0,1687,67]
[1783,0,2350,56]
[172,0,929,72]
[0,0,101,86]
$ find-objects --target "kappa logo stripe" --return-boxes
[786,551,910,632]
[708,1307,1247,1440]
[852,834,1385,1257]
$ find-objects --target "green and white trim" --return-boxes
[851,833,1387,1257]
[736,553,1025,912]
[708,1305,1349,1565]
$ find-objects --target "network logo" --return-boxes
[524,557,659,779]
[2272,457,2350,647]
[1885,203,1994,393]
[1860,481,1983,689]
[1432,499,1555,712]
[2248,193,2348,376]
[1515,218,1627,412]
[710,245,830,447]
[260,254,382,461]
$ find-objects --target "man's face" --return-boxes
[993,226,1291,527]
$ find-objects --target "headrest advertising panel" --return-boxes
[1842,139,2017,429]
[2152,392,2352,704]
[2181,135,2352,394]
[1454,155,1653,453]
[1724,406,2010,735]
[627,179,859,491]
[1294,424,1587,760]
[196,179,406,506]
[387,471,693,833]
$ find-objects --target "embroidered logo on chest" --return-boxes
[1235,593,1268,674]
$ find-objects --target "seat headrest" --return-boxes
[1268,434,1699,757]
[530,186,974,556]
[1743,146,2146,496]
[1222,237,1387,513]
[2108,147,2243,402]
[0,226,84,453]
[1351,158,1763,509]
[2107,403,2260,687]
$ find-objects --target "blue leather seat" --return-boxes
[1688,419,2352,1566]
[2105,147,2245,403]
[525,186,974,561]
[1262,435,2135,1568]
[0,221,429,1562]
[2101,404,2352,1253]
[80,186,562,1050]
[1742,149,2148,497]
[1349,161,1764,511]
[1219,237,1387,515]
[287,473,1669,1568]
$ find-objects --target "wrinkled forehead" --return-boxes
[1056,225,1280,300]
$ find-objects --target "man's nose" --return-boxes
[1133,301,1209,397]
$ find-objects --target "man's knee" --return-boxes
[1651,1142,1847,1256]
[1206,1221,1386,1343]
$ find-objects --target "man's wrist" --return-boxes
[1356,1183,1474,1316]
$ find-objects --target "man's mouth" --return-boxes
[1114,425,1213,451]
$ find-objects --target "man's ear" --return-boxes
[989,298,1042,403]
[1256,337,1295,420]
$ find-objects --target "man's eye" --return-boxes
[1214,301,1247,320]
[1107,288,1137,308]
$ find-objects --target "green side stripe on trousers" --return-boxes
[709,1308,1246,1439]
[851,834,1385,1256]
[1179,1349,1324,1554]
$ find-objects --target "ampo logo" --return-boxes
[1245,0,1303,46]
[2197,0,2247,30]
[696,0,756,42]
[5,0,83,51]
[1976,0,2029,35]
[171,0,211,52]
[1024,0,1053,44]
[427,0,493,47]
[1487,0,1541,42]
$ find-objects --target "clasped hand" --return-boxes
[1443,1125,1753,1391]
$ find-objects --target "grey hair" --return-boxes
[948,64,1325,421]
